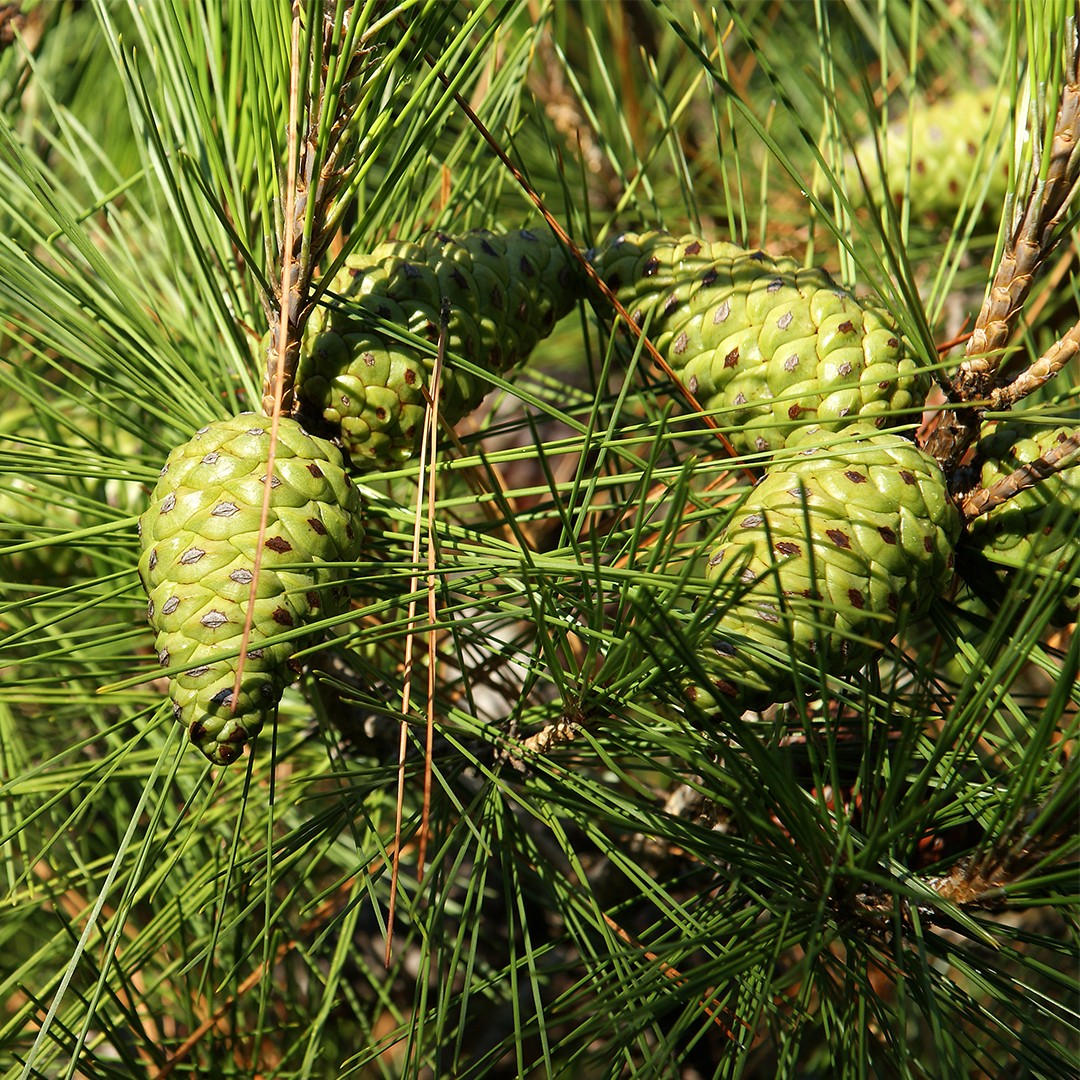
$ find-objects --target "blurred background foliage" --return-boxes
[0,1,1076,1077]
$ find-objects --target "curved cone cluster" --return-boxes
[296,228,580,471]
[964,422,1079,623]
[138,414,363,765]
[843,88,1011,217]
[690,424,959,710]
[589,232,928,456]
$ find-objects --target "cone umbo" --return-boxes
[138,413,363,765]
[295,228,580,471]
[690,423,959,710]
[963,422,1079,623]
[589,232,929,456]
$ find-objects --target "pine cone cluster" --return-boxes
[295,228,580,471]
[589,231,928,456]
[138,414,363,765]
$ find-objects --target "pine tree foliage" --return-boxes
[0,2,1076,1077]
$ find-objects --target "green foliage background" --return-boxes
[0,1,1076,1077]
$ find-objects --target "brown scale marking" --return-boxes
[684,241,701,256]
[775,541,802,556]
[878,526,897,545]
[741,513,763,527]
[306,462,324,478]
[632,310,645,327]
[519,256,536,277]
[490,285,504,310]
[688,374,699,394]
[733,393,747,405]
[708,550,724,567]
[777,311,793,330]
[403,262,421,278]
[923,536,934,553]
[702,267,718,286]
[266,536,292,553]
[363,352,376,367]
[307,590,321,609]
[423,322,438,342]
[838,320,855,334]
[783,355,799,371]
[643,256,661,277]
[225,727,248,745]
[272,607,295,627]
[844,470,867,484]
[887,593,898,613]
[308,518,327,535]
[887,337,899,349]
[948,179,960,195]
[916,160,926,175]
[899,470,917,485]
[340,393,351,407]
[450,267,467,289]
[826,529,851,549]
[375,407,387,421]
[788,404,802,420]
[714,299,730,324]
[481,239,498,257]
[404,369,417,386]
[663,295,680,316]
[346,523,356,540]
[724,347,740,368]
[848,589,865,610]
[674,331,689,355]
[210,687,234,707]
[837,361,852,376]
[189,720,206,739]
[750,251,767,262]
[877,380,890,390]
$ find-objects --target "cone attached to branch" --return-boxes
[690,423,960,710]
[589,232,929,457]
[295,228,580,470]
[962,422,1080,624]
[138,413,363,764]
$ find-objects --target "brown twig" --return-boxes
[988,320,1080,411]
[261,2,372,417]
[961,429,1080,522]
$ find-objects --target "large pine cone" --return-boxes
[589,232,929,456]
[138,414,363,765]
[295,228,580,471]
[690,423,959,709]
[962,422,1079,624]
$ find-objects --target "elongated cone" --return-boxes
[690,423,959,710]
[589,232,929,456]
[295,228,580,471]
[963,422,1079,624]
[138,414,363,764]
[841,88,1011,217]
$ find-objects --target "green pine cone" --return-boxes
[844,88,1011,217]
[589,232,929,456]
[138,414,363,765]
[295,228,580,471]
[690,423,959,710]
[963,422,1079,623]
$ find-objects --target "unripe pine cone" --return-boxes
[689,423,960,710]
[842,88,1011,218]
[963,422,1080,624]
[138,414,363,765]
[295,228,579,471]
[589,232,929,456]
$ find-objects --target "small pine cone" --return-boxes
[843,88,1011,218]
[295,228,580,471]
[138,414,363,765]
[690,423,959,710]
[589,232,929,456]
[963,423,1079,624]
